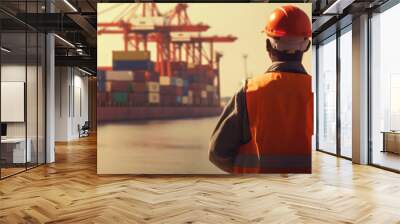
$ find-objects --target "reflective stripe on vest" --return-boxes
[233,72,313,174]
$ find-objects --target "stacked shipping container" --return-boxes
[98,50,220,108]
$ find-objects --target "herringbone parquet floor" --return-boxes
[1,135,400,224]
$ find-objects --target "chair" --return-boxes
[79,121,90,138]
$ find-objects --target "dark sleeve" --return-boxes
[209,83,251,172]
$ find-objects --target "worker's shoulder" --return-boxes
[246,72,283,89]
[246,72,311,92]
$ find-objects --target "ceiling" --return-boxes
[312,0,390,43]
[0,0,397,73]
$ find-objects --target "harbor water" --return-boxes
[97,117,226,174]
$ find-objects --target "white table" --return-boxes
[1,138,31,163]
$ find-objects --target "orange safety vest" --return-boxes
[233,72,313,173]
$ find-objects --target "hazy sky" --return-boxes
[98,3,311,97]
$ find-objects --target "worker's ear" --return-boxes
[304,40,311,52]
[266,39,272,52]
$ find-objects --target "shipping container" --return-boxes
[148,93,160,104]
[183,79,189,87]
[159,85,175,95]
[97,92,110,107]
[201,90,207,98]
[171,77,182,86]
[129,93,147,106]
[175,78,183,87]
[207,98,214,106]
[206,92,216,99]
[97,70,106,82]
[113,60,154,71]
[160,76,171,86]
[191,74,207,83]
[160,95,174,106]
[182,88,189,96]
[100,55,221,109]
[189,83,204,92]
[187,95,193,105]
[132,82,147,93]
[146,82,160,93]
[112,92,129,105]
[175,87,183,96]
[113,51,151,61]
[206,85,215,92]
[105,70,134,81]
[181,96,188,105]
[176,96,182,104]
[193,96,201,105]
[201,97,209,106]
[98,79,105,92]
[105,81,133,92]
[105,81,111,92]
[133,71,146,82]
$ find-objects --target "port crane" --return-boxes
[97,3,237,77]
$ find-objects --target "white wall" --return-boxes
[54,67,89,141]
[1,65,37,138]
[1,65,26,140]
[72,73,89,138]
[1,63,46,164]
[55,66,70,141]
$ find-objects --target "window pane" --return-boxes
[371,4,400,171]
[318,37,337,154]
[1,2,29,178]
[340,29,352,158]
[38,32,45,165]
[0,0,46,179]
[1,30,28,177]
[312,45,317,151]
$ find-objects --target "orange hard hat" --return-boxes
[265,5,311,38]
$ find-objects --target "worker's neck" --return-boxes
[269,50,303,62]
[267,61,307,74]
[271,59,302,63]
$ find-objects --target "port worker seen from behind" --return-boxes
[209,5,313,174]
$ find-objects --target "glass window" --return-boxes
[371,3,400,171]
[317,36,337,154]
[1,30,28,178]
[312,45,317,151]
[0,1,46,179]
[339,28,352,158]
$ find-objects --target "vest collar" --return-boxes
[266,61,307,74]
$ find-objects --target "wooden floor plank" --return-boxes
[0,135,400,223]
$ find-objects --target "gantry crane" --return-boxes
[166,3,236,69]
[97,3,236,78]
